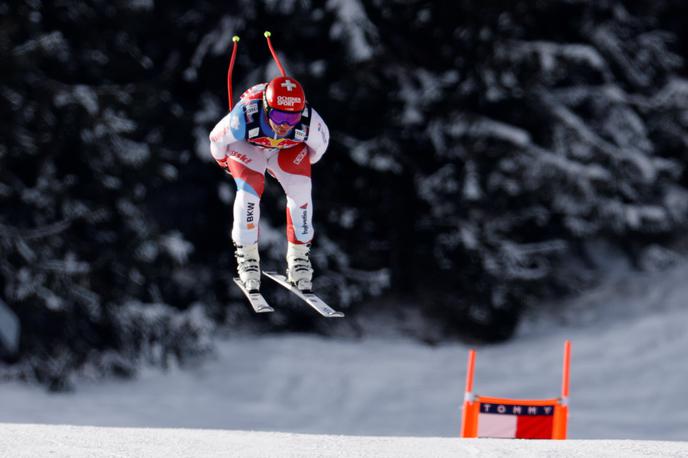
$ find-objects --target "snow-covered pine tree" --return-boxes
[3,0,688,381]
[0,2,214,388]
[345,1,688,339]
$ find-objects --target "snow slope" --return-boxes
[1,423,688,458]
[1,259,688,455]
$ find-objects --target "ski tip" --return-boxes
[232,35,240,42]
[264,31,271,38]
[320,306,345,318]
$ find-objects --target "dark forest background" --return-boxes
[2,0,688,389]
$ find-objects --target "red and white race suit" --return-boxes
[209,83,330,246]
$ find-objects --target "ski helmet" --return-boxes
[263,76,306,113]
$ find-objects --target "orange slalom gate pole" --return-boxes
[552,340,571,439]
[460,349,478,438]
[562,340,571,400]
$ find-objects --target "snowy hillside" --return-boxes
[1,258,688,447]
[1,424,688,458]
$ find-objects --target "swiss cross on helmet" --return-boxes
[264,76,306,112]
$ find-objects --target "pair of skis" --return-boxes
[233,271,345,318]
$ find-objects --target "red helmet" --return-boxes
[264,76,306,112]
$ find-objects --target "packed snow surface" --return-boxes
[2,260,688,455]
[1,423,688,458]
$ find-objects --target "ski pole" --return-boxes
[227,35,240,110]
[264,31,286,77]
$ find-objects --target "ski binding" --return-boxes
[233,278,274,313]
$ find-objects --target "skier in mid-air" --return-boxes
[209,69,330,293]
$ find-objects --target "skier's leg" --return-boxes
[267,144,314,243]
[267,144,314,290]
[226,142,267,290]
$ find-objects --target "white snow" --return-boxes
[449,115,532,147]
[184,15,243,82]
[54,85,99,115]
[1,424,687,458]
[327,0,377,62]
[13,31,70,60]
[508,40,611,77]
[2,258,688,455]
[0,300,19,354]
[160,231,194,264]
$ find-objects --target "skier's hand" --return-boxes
[215,155,232,175]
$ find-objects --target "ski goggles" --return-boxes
[267,108,302,126]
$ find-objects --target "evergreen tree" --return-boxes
[341,1,688,339]
[2,0,688,386]
[0,1,214,388]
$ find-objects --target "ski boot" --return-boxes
[286,242,313,292]
[235,243,261,292]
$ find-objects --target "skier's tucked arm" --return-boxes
[209,103,246,167]
[306,108,329,164]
